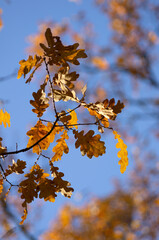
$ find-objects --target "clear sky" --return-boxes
[0,0,131,238]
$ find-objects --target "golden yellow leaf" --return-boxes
[52,130,69,162]
[67,109,78,129]
[73,130,106,158]
[47,122,64,143]
[113,131,128,173]
[26,120,50,154]
[0,109,10,128]
[17,55,43,83]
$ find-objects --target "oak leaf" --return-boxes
[26,120,50,154]
[52,130,69,162]
[73,130,106,158]
[67,109,78,129]
[17,55,43,83]
[49,162,74,198]
[30,83,49,117]
[0,109,10,128]
[5,159,26,176]
[113,131,128,173]
[53,66,79,91]
[40,28,87,66]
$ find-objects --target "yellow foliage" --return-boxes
[27,120,50,154]
[113,131,128,173]
[67,109,78,129]
[26,121,63,155]
[52,130,69,162]
[17,55,43,83]
[73,130,106,158]
[0,109,10,128]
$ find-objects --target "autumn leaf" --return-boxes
[73,130,106,158]
[113,130,128,173]
[5,159,26,176]
[53,66,79,91]
[30,83,49,117]
[47,122,64,143]
[52,130,69,162]
[39,178,57,202]
[67,109,78,129]
[26,120,51,154]
[17,55,43,83]
[20,208,28,225]
[40,28,87,66]
[49,162,74,198]
[0,109,10,128]
[18,165,41,207]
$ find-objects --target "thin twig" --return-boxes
[0,117,59,156]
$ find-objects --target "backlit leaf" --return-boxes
[17,55,43,83]
[52,130,69,162]
[5,159,26,176]
[67,109,78,129]
[40,28,87,66]
[73,130,106,158]
[113,130,128,173]
[30,83,49,117]
[0,109,10,128]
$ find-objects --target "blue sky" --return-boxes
[0,0,131,238]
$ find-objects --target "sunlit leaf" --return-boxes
[17,55,43,83]
[113,130,128,173]
[73,130,106,158]
[0,109,10,128]
[67,109,78,129]
[52,130,69,162]
[40,28,87,66]
[30,83,49,117]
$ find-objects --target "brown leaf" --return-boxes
[73,130,106,158]
[40,28,87,66]
[30,83,49,117]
